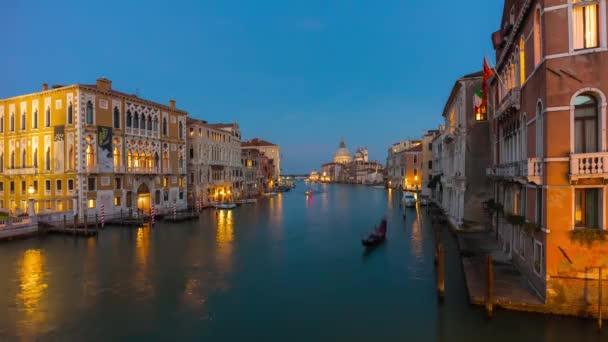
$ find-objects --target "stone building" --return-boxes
[487,0,608,316]
[186,118,242,205]
[436,71,491,228]
[242,138,280,182]
[241,147,269,197]
[420,130,439,196]
[385,140,420,189]
[0,78,188,217]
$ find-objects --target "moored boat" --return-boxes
[236,198,258,204]
[215,203,237,209]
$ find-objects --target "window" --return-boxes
[428,160,432,170]
[519,37,526,84]
[10,150,15,168]
[67,102,73,124]
[179,121,183,139]
[45,179,51,192]
[9,181,14,193]
[114,147,121,167]
[68,179,74,191]
[189,147,194,159]
[536,102,543,157]
[45,106,51,127]
[154,152,159,169]
[86,101,93,125]
[127,150,132,168]
[114,196,121,206]
[68,146,74,170]
[113,107,120,129]
[133,151,140,168]
[45,147,51,170]
[56,180,62,191]
[519,229,526,258]
[573,0,599,50]
[153,117,159,132]
[33,180,38,192]
[86,145,95,166]
[88,199,96,209]
[126,110,132,127]
[140,115,145,131]
[32,148,38,168]
[163,177,168,187]
[32,109,38,129]
[21,111,25,131]
[134,112,139,129]
[155,190,161,205]
[116,177,122,189]
[10,112,14,132]
[162,118,168,136]
[21,181,26,194]
[413,155,417,163]
[163,151,168,170]
[179,191,184,200]
[126,192,132,207]
[21,148,26,168]
[189,127,194,137]
[147,116,152,131]
[0,182,3,192]
[574,94,599,153]
[88,177,96,191]
[536,187,543,226]
[575,188,600,228]
[534,9,541,66]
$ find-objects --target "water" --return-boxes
[0,183,606,341]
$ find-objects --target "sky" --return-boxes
[1,0,503,174]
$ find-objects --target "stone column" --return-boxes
[28,199,35,217]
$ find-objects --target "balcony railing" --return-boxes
[570,152,608,180]
[4,167,36,176]
[127,166,160,174]
[496,87,520,119]
[488,158,544,183]
[523,157,543,184]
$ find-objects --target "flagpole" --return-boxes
[485,54,506,88]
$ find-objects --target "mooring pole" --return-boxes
[437,243,445,302]
[486,254,494,319]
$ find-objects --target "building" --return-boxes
[321,140,383,184]
[187,118,242,205]
[386,140,420,189]
[242,138,280,183]
[436,71,490,228]
[420,130,439,196]
[0,78,187,218]
[320,162,342,182]
[241,147,265,198]
[487,0,608,316]
[333,138,352,164]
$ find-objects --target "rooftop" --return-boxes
[242,138,277,147]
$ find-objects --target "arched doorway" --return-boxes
[136,182,151,213]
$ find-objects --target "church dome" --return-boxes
[334,139,352,164]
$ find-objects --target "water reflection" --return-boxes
[215,210,234,281]
[387,188,393,209]
[410,216,423,261]
[134,224,154,299]
[17,249,48,335]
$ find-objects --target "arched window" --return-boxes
[519,37,526,85]
[140,151,146,170]
[21,111,25,131]
[67,102,73,124]
[10,112,14,132]
[113,146,121,167]
[45,147,51,170]
[154,152,160,170]
[33,109,38,129]
[45,106,51,127]
[67,146,73,170]
[21,148,26,168]
[147,152,153,168]
[162,118,168,136]
[126,110,132,127]
[0,153,3,172]
[162,151,168,170]
[86,145,94,167]
[133,112,139,129]
[179,154,184,169]
[10,150,15,168]
[147,116,152,131]
[536,101,544,157]
[33,148,38,168]
[534,9,541,66]
[133,151,140,168]
[153,117,159,132]
[113,107,120,129]
[179,121,183,139]
[140,115,145,131]
[574,94,599,153]
[127,150,132,168]
[86,101,93,125]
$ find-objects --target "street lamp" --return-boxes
[28,185,35,195]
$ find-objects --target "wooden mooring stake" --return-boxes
[599,267,603,331]
[437,243,445,302]
[486,254,494,319]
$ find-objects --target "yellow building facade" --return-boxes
[0,78,188,218]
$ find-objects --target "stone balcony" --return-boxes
[128,166,160,174]
[570,152,608,181]
[496,87,521,120]
[488,158,543,184]
[4,167,36,176]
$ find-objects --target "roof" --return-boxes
[186,117,207,125]
[242,138,277,147]
[405,144,423,152]
[442,70,482,118]
[207,123,236,129]
[80,84,187,114]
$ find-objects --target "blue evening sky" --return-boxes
[1,1,503,174]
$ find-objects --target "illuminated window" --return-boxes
[88,199,96,208]
[133,151,139,168]
[575,188,600,228]
[573,0,599,50]
[162,151,168,170]
[519,37,525,84]
[86,145,95,167]
[113,147,121,167]
[114,196,121,206]
[127,150,132,168]
[147,152,153,168]
[534,9,541,66]
[113,107,120,129]
[139,151,146,169]
[86,101,93,125]
[189,127,194,137]
[163,177,168,187]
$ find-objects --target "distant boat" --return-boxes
[305,189,313,196]
[263,192,278,197]
[215,203,237,209]
[236,199,257,204]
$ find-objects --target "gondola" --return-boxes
[361,217,387,247]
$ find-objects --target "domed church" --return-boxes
[333,138,352,164]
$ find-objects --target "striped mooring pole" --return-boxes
[100,204,105,228]
[196,198,200,213]
[151,205,155,226]
[173,200,177,220]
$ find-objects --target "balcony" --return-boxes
[570,152,608,181]
[85,165,99,173]
[495,163,519,178]
[127,167,160,174]
[488,158,543,184]
[522,158,543,184]
[4,167,36,176]
[113,165,126,173]
[496,87,520,119]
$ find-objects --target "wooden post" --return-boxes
[599,267,603,331]
[434,228,440,265]
[84,213,88,232]
[95,213,98,229]
[437,243,445,302]
[486,254,494,319]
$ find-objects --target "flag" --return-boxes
[482,57,494,110]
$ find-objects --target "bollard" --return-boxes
[486,255,494,319]
[437,243,445,302]
[599,267,603,331]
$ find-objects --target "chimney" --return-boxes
[96,77,112,91]
[169,99,176,109]
[42,83,48,91]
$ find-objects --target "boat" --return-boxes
[215,203,237,209]
[305,189,313,196]
[402,192,417,208]
[263,192,278,197]
[236,198,258,204]
[361,218,387,247]
[276,185,291,193]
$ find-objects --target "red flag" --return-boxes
[482,58,494,109]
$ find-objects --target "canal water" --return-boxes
[0,183,606,341]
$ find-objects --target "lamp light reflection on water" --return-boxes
[18,249,47,315]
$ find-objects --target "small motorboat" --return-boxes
[305,189,313,196]
[263,192,278,197]
[236,198,257,204]
[215,203,237,209]
[362,218,387,247]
